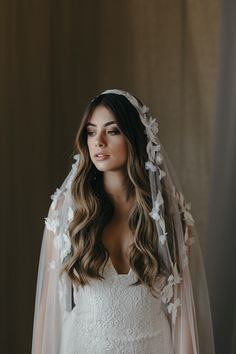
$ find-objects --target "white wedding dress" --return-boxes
[59,257,173,354]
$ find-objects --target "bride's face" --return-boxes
[86,105,128,172]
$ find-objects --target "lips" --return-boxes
[94,152,109,157]
[94,152,110,161]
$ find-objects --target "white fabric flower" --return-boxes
[67,206,74,223]
[167,298,181,325]
[172,263,182,284]
[158,167,166,180]
[184,227,195,246]
[48,260,56,271]
[155,151,163,165]
[50,188,62,210]
[184,227,189,244]
[158,216,166,235]
[53,230,71,262]
[45,216,60,234]
[149,209,160,221]
[175,191,185,211]
[60,231,72,262]
[141,104,149,114]
[146,141,161,163]
[66,155,80,190]
[161,263,182,303]
[73,154,80,161]
[145,160,157,172]
[183,209,195,226]
[145,117,159,142]
[161,282,174,304]
[159,232,168,245]
[174,190,195,231]
[182,249,189,267]
[149,190,164,221]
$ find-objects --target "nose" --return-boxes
[94,132,106,147]
[95,141,105,147]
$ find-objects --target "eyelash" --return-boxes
[87,129,120,136]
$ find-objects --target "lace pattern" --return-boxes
[59,259,173,354]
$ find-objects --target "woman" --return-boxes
[31,89,215,354]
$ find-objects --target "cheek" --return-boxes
[86,140,93,156]
[117,140,128,160]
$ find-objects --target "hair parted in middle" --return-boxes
[62,93,174,297]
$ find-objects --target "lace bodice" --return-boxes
[59,258,173,354]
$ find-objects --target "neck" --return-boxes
[103,170,135,216]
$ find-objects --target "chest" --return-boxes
[101,219,134,274]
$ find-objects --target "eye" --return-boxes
[86,130,95,136]
[108,129,120,135]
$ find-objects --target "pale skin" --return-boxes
[86,105,135,274]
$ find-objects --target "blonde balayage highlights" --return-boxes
[62,93,172,297]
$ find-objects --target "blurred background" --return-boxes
[1,1,235,353]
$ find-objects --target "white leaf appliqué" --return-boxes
[67,206,74,223]
[45,216,60,234]
[60,231,72,262]
[172,263,182,284]
[53,230,72,262]
[184,227,195,247]
[167,298,181,325]
[159,232,168,245]
[149,190,164,221]
[158,167,166,180]
[145,160,157,172]
[146,141,161,163]
[182,242,192,268]
[161,263,182,304]
[145,117,159,142]
[50,188,62,210]
[141,104,150,115]
[183,209,195,226]
[161,282,174,304]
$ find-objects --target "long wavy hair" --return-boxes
[62,93,173,297]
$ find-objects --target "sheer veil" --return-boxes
[31,155,79,353]
[31,89,215,354]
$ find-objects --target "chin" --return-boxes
[95,165,114,172]
[93,162,125,172]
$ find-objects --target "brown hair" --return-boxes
[62,93,172,297]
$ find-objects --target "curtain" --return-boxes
[0,1,220,353]
[206,1,236,353]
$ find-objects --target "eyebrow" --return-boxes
[86,121,117,128]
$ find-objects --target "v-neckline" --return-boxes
[108,256,132,276]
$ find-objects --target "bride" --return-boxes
[31,89,215,354]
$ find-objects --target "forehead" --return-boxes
[88,106,117,124]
